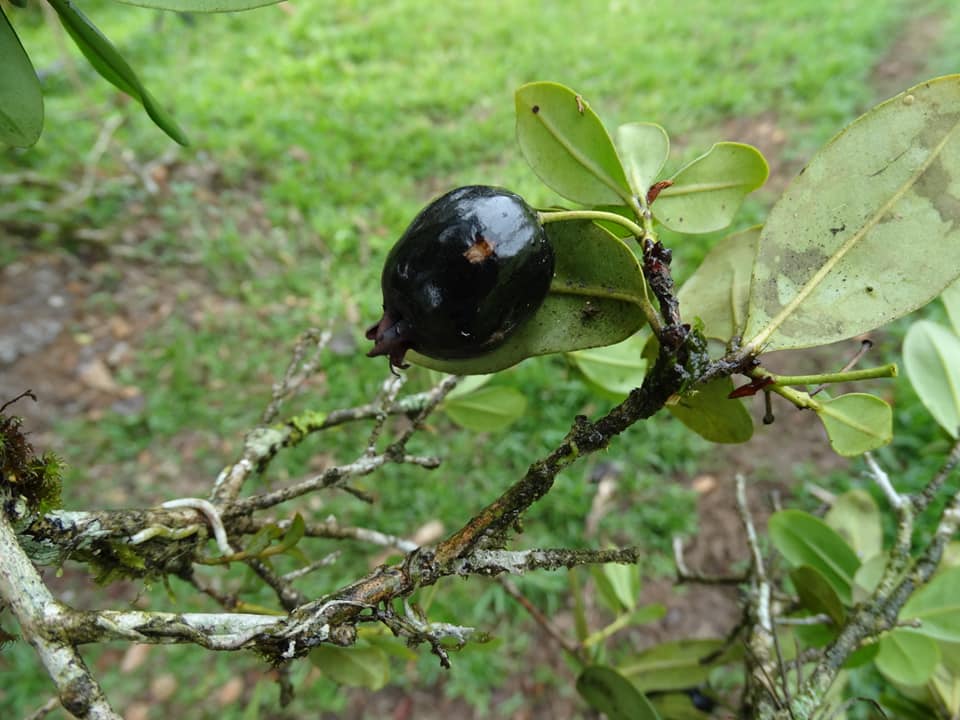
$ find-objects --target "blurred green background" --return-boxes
[2,0,959,717]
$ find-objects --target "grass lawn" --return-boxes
[3,0,959,716]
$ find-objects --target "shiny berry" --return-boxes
[367,185,554,370]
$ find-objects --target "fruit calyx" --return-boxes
[365,311,411,370]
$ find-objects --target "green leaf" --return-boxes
[825,489,884,560]
[743,75,960,352]
[677,226,760,341]
[816,393,893,456]
[583,604,666,649]
[619,638,742,693]
[47,0,188,145]
[591,564,628,615]
[274,513,305,554]
[844,641,880,669]
[244,523,281,556]
[932,663,960,718]
[309,644,390,690]
[941,541,960,572]
[878,690,944,719]
[930,643,960,717]
[901,567,960,642]
[359,629,419,662]
[576,665,661,720]
[876,630,939,687]
[667,377,754,444]
[904,320,960,438]
[0,9,42,147]
[441,386,526,432]
[791,612,834,649]
[768,510,861,604]
[653,143,768,233]
[568,331,649,400]
[649,694,714,720]
[790,565,846,626]
[597,561,640,613]
[853,553,887,603]
[115,0,281,10]
[934,642,960,716]
[943,278,960,336]
[410,220,645,373]
[515,82,631,205]
[616,123,670,196]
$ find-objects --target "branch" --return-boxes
[0,498,120,719]
[777,451,960,718]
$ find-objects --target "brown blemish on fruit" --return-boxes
[463,234,495,264]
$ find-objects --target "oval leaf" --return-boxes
[876,630,940,687]
[943,278,960,336]
[677,226,761,341]
[854,553,888,603]
[768,510,860,604]
[577,666,661,720]
[816,393,893,456]
[596,561,640,613]
[667,376,754,443]
[441,386,526,432]
[616,122,670,197]
[275,513,306,553]
[515,82,631,206]
[790,565,846,626]
[619,638,742,693]
[0,9,42,147]
[309,644,389,690]
[568,331,649,399]
[932,661,960,719]
[744,75,960,352]
[901,567,960,642]
[116,0,281,9]
[48,0,188,145]
[904,320,960,438]
[410,220,645,373]
[653,142,768,233]
[825,489,884,560]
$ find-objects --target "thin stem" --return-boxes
[767,383,820,411]
[753,364,897,388]
[498,577,582,661]
[538,209,645,238]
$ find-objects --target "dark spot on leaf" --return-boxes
[914,155,960,223]
[866,286,874,293]
[830,223,846,236]
[531,105,540,114]
[580,301,601,322]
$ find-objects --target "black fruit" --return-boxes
[367,185,555,370]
